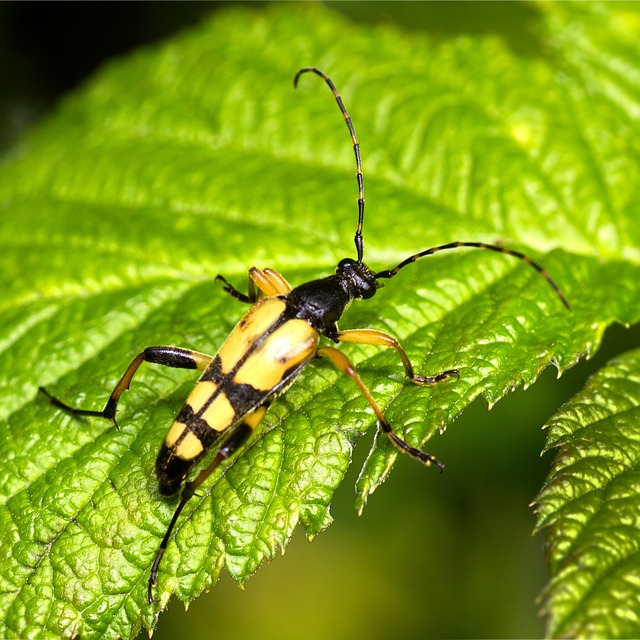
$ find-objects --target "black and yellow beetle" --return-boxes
[40,67,570,604]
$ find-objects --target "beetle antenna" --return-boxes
[294,67,365,262]
[374,241,571,310]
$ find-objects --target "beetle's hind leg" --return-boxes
[333,328,459,385]
[216,267,292,303]
[148,403,269,604]
[317,346,444,471]
[40,346,214,428]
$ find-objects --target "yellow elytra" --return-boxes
[155,297,318,497]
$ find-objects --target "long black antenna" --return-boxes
[375,241,571,310]
[294,67,365,262]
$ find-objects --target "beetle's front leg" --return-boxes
[216,267,292,303]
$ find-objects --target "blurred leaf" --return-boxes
[534,350,640,639]
[0,2,639,638]
[530,4,640,638]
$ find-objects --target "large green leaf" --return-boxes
[1,3,639,638]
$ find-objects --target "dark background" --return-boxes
[0,1,545,150]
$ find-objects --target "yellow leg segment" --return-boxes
[334,328,459,385]
[249,267,292,297]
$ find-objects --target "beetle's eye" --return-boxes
[360,281,377,299]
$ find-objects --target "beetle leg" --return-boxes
[216,268,292,303]
[148,403,269,603]
[317,346,444,470]
[333,328,459,385]
[215,273,260,303]
[39,346,214,429]
[256,268,292,295]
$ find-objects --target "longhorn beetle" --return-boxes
[40,67,571,604]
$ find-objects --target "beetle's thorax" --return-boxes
[284,258,379,335]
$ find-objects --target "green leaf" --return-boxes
[530,4,640,638]
[1,3,640,638]
[534,349,640,639]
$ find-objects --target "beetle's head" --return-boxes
[336,258,380,300]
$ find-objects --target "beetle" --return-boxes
[40,67,570,604]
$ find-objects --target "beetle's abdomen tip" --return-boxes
[158,479,182,496]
